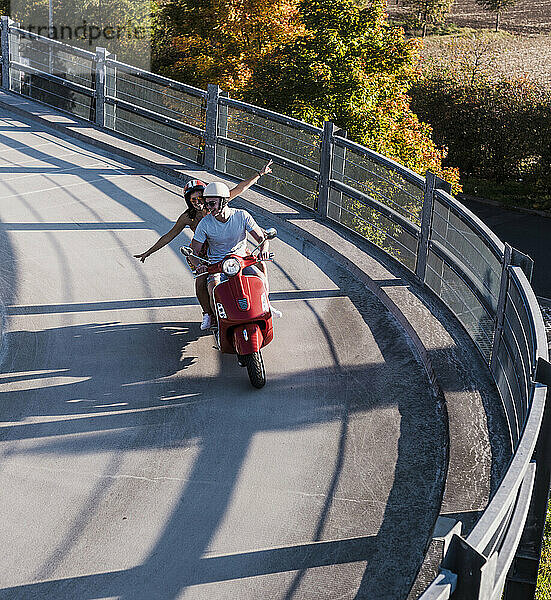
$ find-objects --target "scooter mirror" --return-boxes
[180,246,193,256]
[264,227,277,240]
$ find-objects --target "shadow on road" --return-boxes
[0,113,448,599]
[0,308,444,599]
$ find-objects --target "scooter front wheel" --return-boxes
[242,351,266,389]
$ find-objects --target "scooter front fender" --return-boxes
[233,323,263,355]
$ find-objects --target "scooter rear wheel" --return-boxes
[243,351,266,389]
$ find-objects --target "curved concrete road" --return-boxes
[0,108,445,599]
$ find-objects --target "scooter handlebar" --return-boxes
[180,246,209,263]
[193,253,275,278]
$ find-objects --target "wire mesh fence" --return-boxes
[222,104,321,171]
[426,247,496,361]
[111,65,205,130]
[494,273,537,446]
[328,186,419,271]
[216,100,321,209]
[433,192,503,315]
[9,28,95,120]
[109,106,204,163]
[103,60,206,164]
[336,144,425,226]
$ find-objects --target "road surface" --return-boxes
[0,108,445,599]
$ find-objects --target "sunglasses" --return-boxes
[204,199,220,208]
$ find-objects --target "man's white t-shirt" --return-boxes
[193,208,258,262]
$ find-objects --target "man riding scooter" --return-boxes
[134,161,274,330]
[189,181,282,321]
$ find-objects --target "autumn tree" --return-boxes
[475,0,517,32]
[242,0,459,187]
[404,0,454,37]
[152,0,302,93]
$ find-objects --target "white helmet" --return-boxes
[203,182,230,198]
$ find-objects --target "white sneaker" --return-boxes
[270,305,282,318]
[200,314,212,330]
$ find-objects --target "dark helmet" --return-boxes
[182,179,206,211]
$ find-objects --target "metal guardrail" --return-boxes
[0,17,549,600]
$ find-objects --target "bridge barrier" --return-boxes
[0,17,549,600]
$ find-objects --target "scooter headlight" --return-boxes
[222,257,241,276]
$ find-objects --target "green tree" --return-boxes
[404,0,454,37]
[242,0,459,187]
[410,71,551,208]
[475,0,517,32]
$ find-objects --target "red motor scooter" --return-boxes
[181,228,277,388]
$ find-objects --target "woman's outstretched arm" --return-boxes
[134,212,190,262]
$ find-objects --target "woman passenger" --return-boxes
[134,161,273,330]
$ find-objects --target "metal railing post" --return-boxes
[104,54,117,130]
[318,120,335,218]
[416,172,453,284]
[205,83,223,171]
[94,47,108,127]
[1,16,11,91]
[415,170,436,282]
[442,534,498,600]
[490,243,512,374]
[217,90,228,173]
[9,21,21,94]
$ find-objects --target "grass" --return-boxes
[460,178,551,213]
[536,499,551,599]
[419,29,551,91]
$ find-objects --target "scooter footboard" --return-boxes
[233,323,263,355]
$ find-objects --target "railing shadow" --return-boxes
[0,318,392,598]
[0,111,447,599]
